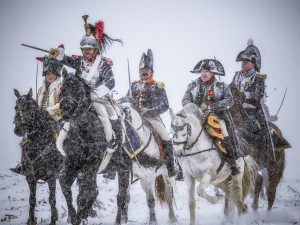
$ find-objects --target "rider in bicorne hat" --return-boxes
[128,49,177,177]
[182,58,240,175]
[230,39,271,168]
[10,56,65,175]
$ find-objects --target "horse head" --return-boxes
[171,103,207,152]
[13,88,39,137]
[60,72,92,121]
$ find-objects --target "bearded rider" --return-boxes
[230,39,270,168]
[51,17,123,159]
[128,49,176,177]
[182,59,240,176]
[10,57,64,175]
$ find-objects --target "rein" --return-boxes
[173,124,204,150]
[176,147,217,157]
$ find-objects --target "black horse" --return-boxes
[13,88,63,225]
[59,72,132,225]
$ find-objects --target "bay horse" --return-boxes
[13,88,63,225]
[170,103,258,225]
[229,84,286,211]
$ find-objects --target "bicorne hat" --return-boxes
[139,49,154,70]
[190,59,225,76]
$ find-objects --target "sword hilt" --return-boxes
[49,48,59,58]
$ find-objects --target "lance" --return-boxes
[127,58,132,98]
[21,44,58,58]
[275,87,287,117]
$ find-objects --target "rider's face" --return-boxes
[81,48,97,60]
[241,61,255,73]
[139,68,153,81]
[45,72,57,84]
[200,69,214,83]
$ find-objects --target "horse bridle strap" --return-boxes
[176,147,217,158]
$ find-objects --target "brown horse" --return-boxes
[229,83,287,211]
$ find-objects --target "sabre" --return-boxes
[21,44,50,53]
[275,87,287,117]
[127,58,132,98]
[21,43,58,58]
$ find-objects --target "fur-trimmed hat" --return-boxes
[80,15,122,54]
[236,39,261,72]
[190,59,225,76]
[36,56,64,77]
[139,49,154,70]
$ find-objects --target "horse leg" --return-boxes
[76,164,99,224]
[230,168,245,215]
[267,151,285,210]
[252,173,263,211]
[163,175,177,223]
[196,174,220,204]
[26,177,37,225]
[140,177,157,225]
[59,171,77,225]
[184,177,196,225]
[48,178,58,225]
[115,171,131,225]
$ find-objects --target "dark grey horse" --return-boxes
[13,88,63,225]
[58,72,132,225]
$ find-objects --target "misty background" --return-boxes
[0,0,299,180]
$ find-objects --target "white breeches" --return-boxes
[146,117,170,141]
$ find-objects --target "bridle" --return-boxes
[172,114,216,156]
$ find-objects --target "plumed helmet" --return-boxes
[190,59,225,76]
[236,38,261,72]
[80,15,122,55]
[36,56,64,77]
[139,49,154,70]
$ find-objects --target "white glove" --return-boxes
[50,44,65,61]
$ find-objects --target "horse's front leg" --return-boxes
[26,177,37,225]
[197,174,220,204]
[59,170,77,225]
[184,177,196,225]
[115,171,131,225]
[140,176,157,225]
[48,177,58,225]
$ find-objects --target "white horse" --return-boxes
[101,102,177,225]
[170,103,258,225]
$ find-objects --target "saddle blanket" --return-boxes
[122,120,146,159]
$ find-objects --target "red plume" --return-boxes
[94,21,104,43]
[36,57,44,62]
[58,44,65,49]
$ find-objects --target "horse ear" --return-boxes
[14,89,20,98]
[169,108,175,120]
[62,68,68,79]
[27,88,33,99]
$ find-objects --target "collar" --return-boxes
[140,76,154,84]
[200,76,214,85]
[243,68,256,77]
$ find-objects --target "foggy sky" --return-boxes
[0,0,299,179]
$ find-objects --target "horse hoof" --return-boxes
[242,204,248,214]
[27,217,37,225]
[82,219,88,225]
[89,209,97,218]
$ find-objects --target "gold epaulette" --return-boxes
[256,72,267,79]
[155,81,165,89]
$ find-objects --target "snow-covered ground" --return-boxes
[0,170,299,225]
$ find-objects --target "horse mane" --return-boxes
[182,103,205,122]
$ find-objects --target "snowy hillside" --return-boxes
[0,170,299,225]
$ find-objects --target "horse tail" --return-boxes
[242,155,259,200]
[155,175,174,205]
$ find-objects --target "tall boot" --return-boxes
[104,119,123,180]
[162,140,177,177]
[10,149,26,176]
[223,136,240,176]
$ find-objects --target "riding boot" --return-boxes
[223,136,240,176]
[162,140,177,177]
[10,150,26,176]
[104,119,123,180]
[175,162,184,181]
